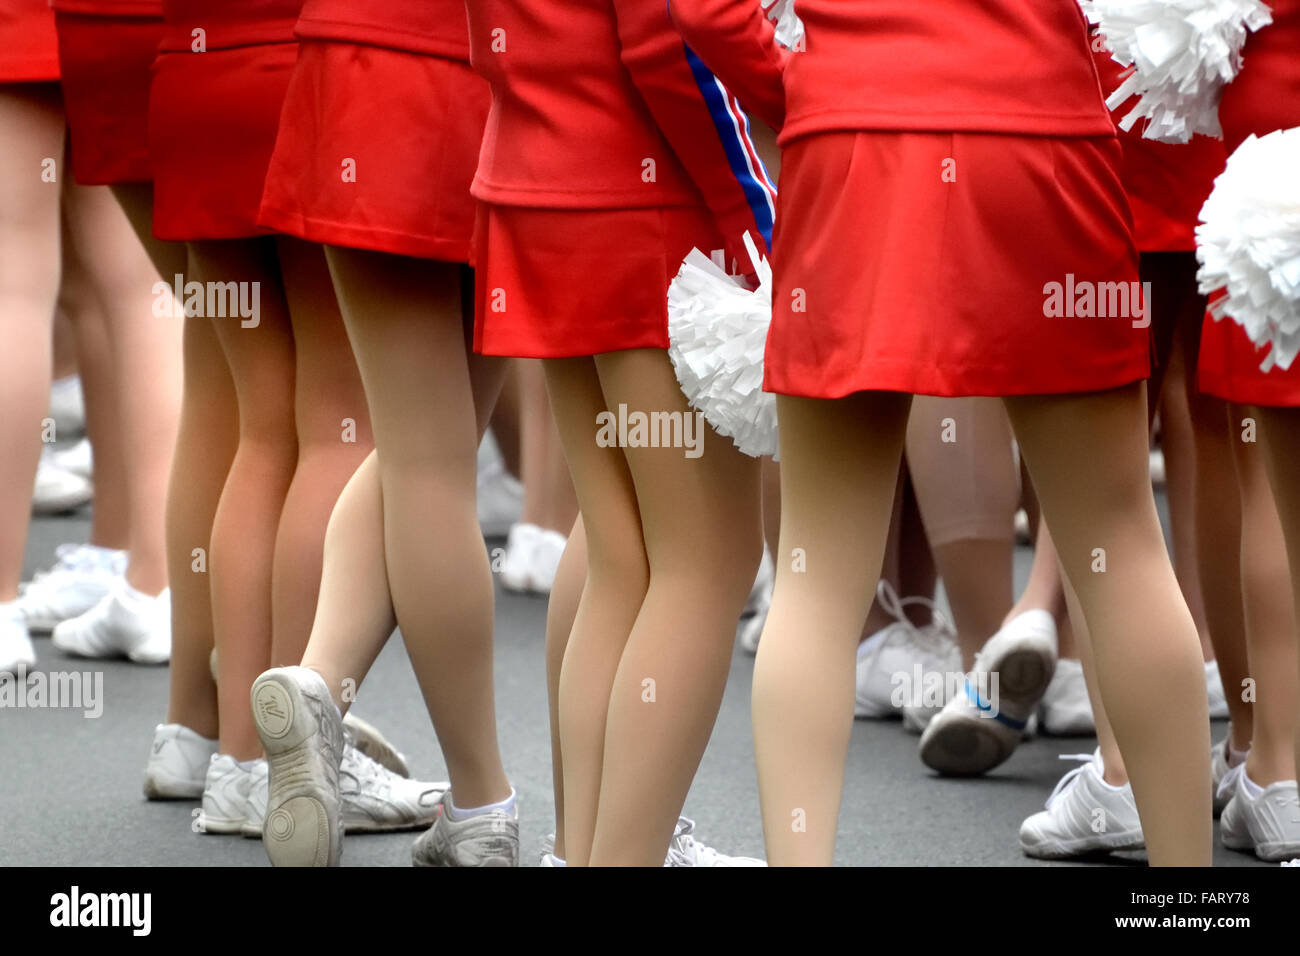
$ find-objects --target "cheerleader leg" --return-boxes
[197,238,297,760]
[268,239,372,667]
[0,84,63,601]
[1253,405,1300,795]
[584,348,761,866]
[544,355,648,866]
[1004,382,1211,866]
[544,516,587,862]
[1233,407,1297,785]
[325,246,510,809]
[753,390,912,866]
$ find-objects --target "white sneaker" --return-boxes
[48,374,86,437]
[252,666,346,867]
[500,523,541,593]
[32,453,93,515]
[1211,728,1246,817]
[1019,751,1144,859]
[665,817,766,867]
[52,583,170,664]
[919,609,1057,776]
[199,754,268,835]
[0,603,36,675]
[1039,657,1095,736]
[737,548,773,654]
[1220,766,1300,862]
[51,438,92,480]
[477,451,523,538]
[340,740,447,833]
[412,790,520,867]
[143,723,219,799]
[241,760,269,838]
[341,711,410,777]
[855,581,959,722]
[1205,659,1230,720]
[18,544,125,632]
[528,528,566,593]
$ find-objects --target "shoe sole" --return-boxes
[251,671,340,867]
[143,772,204,801]
[1020,829,1145,859]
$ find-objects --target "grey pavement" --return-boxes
[0,501,1264,867]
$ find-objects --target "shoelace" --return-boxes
[871,580,957,660]
[665,817,719,867]
[1044,753,1098,810]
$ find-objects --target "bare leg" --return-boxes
[545,516,587,861]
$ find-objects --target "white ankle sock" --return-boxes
[1242,772,1265,800]
[446,788,516,821]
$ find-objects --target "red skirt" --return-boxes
[1198,309,1300,408]
[149,40,296,240]
[259,41,487,263]
[1118,135,1225,253]
[0,0,59,82]
[765,131,1150,399]
[473,203,721,358]
[55,12,160,184]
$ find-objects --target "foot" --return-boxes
[144,723,218,799]
[251,666,346,866]
[737,548,773,655]
[341,711,410,777]
[1211,727,1246,817]
[855,582,959,724]
[1205,659,1230,720]
[199,754,268,835]
[340,738,447,833]
[32,453,93,515]
[412,790,519,867]
[51,583,170,664]
[18,544,125,633]
[51,437,92,479]
[1220,767,1300,862]
[0,604,36,675]
[919,609,1057,776]
[500,523,540,593]
[665,817,765,867]
[1039,657,1094,736]
[1019,751,1144,859]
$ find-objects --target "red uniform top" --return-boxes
[295,0,469,60]
[1220,0,1300,154]
[51,1,162,14]
[779,0,1115,145]
[0,0,59,79]
[467,0,777,260]
[161,0,301,51]
[1089,28,1225,252]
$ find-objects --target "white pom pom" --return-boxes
[760,0,805,51]
[1080,0,1272,143]
[667,232,778,458]
[1196,126,1300,372]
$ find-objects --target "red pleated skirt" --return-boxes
[149,40,296,240]
[473,203,721,358]
[765,131,1149,399]
[0,0,59,82]
[55,12,161,184]
[259,41,487,263]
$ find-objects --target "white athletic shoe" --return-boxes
[1039,657,1095,736]
[500,523,540,592]
[411,790,520,867]
[737,548,774,654]
[51,438,92,480]
[855,582,959,723]
[32,454,93,515]
[1219,766,1300,862]
[241,760,269,838]
[341,711,410,777]
[48,374,86,438]
[919,609,1057,776]
[1212,729,1246,817]
[0,603,36,675]
[143,723,219,800]
[528,528,566,594]
[1205,659,1230,720]
[18,544,125,633]
[251,666,346,867]
[477,454,523,538]
[665,817,766,867]
[340,740,447,833]
[1019,751,1145,859]
[199,754,269,835]
[52,583,170,664]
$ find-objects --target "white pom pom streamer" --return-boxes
[1080,0,1272,143]
[760,0,805,51]
[1196,126,1300,372]
[667,232,778,458]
